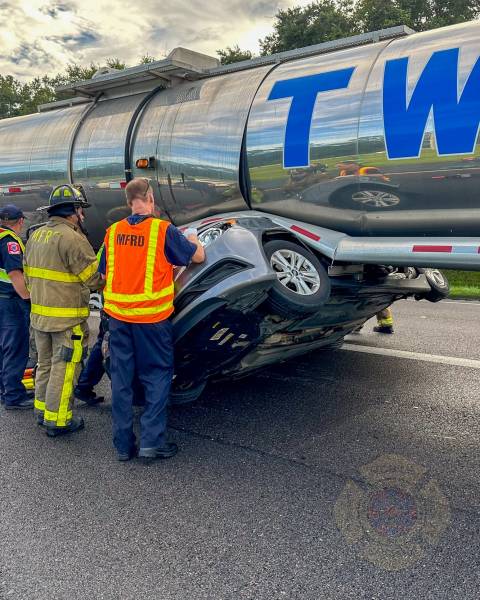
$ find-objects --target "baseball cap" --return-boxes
[0,204,25,220]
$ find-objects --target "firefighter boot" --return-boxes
[373,325,394,334]
[46,417,85,438]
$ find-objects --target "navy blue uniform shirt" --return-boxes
[0,227,24,297]
[98,215,196,275]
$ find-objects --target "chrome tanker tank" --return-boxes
[1,22,479,249]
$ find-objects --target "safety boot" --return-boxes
[138,443,178,463]
[46,417,85,438]
[373,325,394,334]
[117,446,138,462]
[4,398,34,410]
[74,388,104,406]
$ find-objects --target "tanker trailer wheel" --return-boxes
[417,268,450,302]
[263,240,331,318]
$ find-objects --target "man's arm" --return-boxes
[164,224,205,267]
[186,233,205,264]
[8,270,30,300]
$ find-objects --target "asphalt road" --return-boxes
[1,298,479,599]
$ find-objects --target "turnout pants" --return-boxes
[34,322,89,427]
[376,307,394,327]
[0,297,29,406]
[109,317,174,454]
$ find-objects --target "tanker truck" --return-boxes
[1,21,479,401]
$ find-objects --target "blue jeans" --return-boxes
[0,297,30,406]
[109,317,174,454]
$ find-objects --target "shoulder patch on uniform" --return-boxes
[7,241,21,255]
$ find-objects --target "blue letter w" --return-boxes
[383,48,480,159]
[268,68,355,169]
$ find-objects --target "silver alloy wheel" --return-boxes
[270,249,321,295]
[351,190,401,208]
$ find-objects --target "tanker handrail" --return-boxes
[205,25,415,78]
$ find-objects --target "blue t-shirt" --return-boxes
[0,227,24,297]
[98,216,196,275]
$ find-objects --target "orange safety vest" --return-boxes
[103,217,174,323]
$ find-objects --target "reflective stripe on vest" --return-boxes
[103,299,173,317]
[0,229,25,251]
[103,218,174,323]
[0,228,25,285]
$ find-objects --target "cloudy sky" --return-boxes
[0,0,312,80]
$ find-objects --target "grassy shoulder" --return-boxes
[444,270,480,299]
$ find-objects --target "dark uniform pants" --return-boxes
[75,314,107,394]
[109,317,174,454]
[34,322,89,427]
[0,297,29,406]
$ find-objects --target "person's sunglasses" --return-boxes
[141,177,152,197]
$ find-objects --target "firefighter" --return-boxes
[374,307,394,334]
[24,185,103,436]
[0,204,33,410]
[100,177,205,461]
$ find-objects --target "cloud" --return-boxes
[9,41,52,67]
[0,0,311,80]
[39,2,74,18]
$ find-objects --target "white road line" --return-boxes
[442,299,480,306]
[404,297,480,306]
[341,343,480,370]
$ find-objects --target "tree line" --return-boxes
[1,0,479,119]
[218,0,479,62]
[0,56,154,120]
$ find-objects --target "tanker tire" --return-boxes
[264,240,331,318]
[418,268,450,303]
